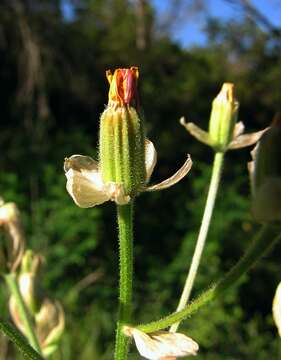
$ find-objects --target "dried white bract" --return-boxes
[64,139,192,208]
[273,281,281,337]
[123,326,199,359]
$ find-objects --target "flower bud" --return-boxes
[249,116,281,223]
[0,200,25,273]
[35,299,65,357]
[208,83,239,151]
[18,250,42,314]
[99,68,146,198]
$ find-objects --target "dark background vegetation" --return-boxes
[0,0,281,358]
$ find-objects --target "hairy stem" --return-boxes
[5,273,42,354]
[137,225,280,333]
[114,203,134,360]
[0,319,43,359]
[170,151,224,332]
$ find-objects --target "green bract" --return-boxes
[100,106,145,197]
[208,83,238,150]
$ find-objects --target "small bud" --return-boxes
[99,68,146,198]
[35,299,65,357]
[18,250,43,314]
[0,201,25,273]
[249,117,281,222]
[208,83,239,151]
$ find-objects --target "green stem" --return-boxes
[170,151,224,332]
[5,273,42,355]
[114,203,134,360]
[0,319,43,360]
[137,225,281,333]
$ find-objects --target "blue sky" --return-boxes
[61,0,281,47]
[152,0,281,47]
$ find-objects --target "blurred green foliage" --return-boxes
[0,0,281,359]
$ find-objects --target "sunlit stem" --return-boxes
[137,225,281,333]
[114,203,134,360]
[170,151,224,332]
[5,273,42,355]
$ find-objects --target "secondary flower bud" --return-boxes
[35,299,65,357]
[99,68,146,198]
[18,250,42,314]
[249,116,281,222]
[181,83,263,152]
[208,83,239,151]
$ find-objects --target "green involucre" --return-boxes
[99,106,145,197]
[208,99,238,151]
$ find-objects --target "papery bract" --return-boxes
[123,326,199,360]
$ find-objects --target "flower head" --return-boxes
[99,68,146,196]
[65,68,192,208]
[106,67,139,108]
